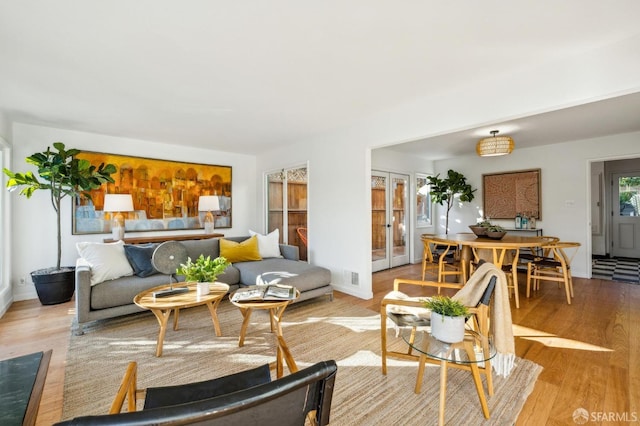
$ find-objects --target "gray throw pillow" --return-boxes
[124,243,159,277]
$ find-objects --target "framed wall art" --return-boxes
[73,151,232,235]
[482,168,541,219]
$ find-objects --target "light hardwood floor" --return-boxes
[1,264,638,425]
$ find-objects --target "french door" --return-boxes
[611,172,640,258]
[266,166,308,261]
[372,171,410,272]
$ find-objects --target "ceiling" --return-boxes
[383,92,640,160]
[1,1,640,158]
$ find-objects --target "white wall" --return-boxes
[0,111,12,316]
[9,123,257,301]
[433,132,640,278]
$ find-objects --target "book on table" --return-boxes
[231,285,296,302]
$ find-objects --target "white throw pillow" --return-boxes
[76,241,134,285]
[248,229,282,258]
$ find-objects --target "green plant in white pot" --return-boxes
[177,255,230,284]
[423,295,470,343]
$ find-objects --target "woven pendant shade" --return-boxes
[476,130,514,157]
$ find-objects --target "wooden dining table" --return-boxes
[429,233,548,284]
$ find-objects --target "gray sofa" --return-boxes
[74,236,333,334]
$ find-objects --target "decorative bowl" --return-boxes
[485,231,507,240]
[469,225,487,236]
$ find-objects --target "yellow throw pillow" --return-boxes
[220,236,262,263]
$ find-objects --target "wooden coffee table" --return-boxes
[134,282,229,356]
[229,287,300,377]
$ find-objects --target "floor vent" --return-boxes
[344,271,359,286]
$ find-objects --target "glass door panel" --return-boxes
[372,171,410,272]
[371,173,388,271]
[612,173,640,258]
[267,166,308,261]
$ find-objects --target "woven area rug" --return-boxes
[63,298,541,425]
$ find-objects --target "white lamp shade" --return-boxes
[199,195,220,212]
[103,194,134,212]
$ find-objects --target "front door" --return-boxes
[371,171,410,272]
[611,172,640,258]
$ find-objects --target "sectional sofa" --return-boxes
[74,235,333,334]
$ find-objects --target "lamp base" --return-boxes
[111,225,125,241]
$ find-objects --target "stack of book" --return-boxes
[231,284,296,302]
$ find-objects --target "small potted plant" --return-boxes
[176,255,231,295]
[423,295,469,343]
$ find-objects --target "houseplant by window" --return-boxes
[427,169,476,233]
[3,143,116,304]
[423,295,469,343]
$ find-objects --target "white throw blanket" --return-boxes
[452,262,516,377]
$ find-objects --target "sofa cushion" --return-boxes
[181,239,219,263]
[249,229,282,258]
[124,243,159,277]
[220,236,262,263]
[76,241,134,285]
[234,259,331,293]
[90,274,170,309]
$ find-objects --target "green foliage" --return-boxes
[427,169,476,232]
[3,142,116,270]
[487,224,504,232]
[423,295,469,318]
[176,255,231,282]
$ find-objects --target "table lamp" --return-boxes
[199,195,220,234]
[103,194,134,241]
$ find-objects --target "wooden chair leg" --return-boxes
[438,359,448,426]
[414,354,427,393]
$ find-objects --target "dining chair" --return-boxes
[517,235,560,267]
[420,235,465,287]
[526,241,581,304]
[470,246,521,308]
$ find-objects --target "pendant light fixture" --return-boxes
[476,130,514,157]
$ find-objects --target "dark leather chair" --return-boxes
[55,360,337,426]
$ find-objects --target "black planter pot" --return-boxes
[30,267,76,305]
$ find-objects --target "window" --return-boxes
[416,173,432,227]
[618,176,640,216]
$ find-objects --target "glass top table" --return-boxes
[402,329,495,425]
[402,329,496,364]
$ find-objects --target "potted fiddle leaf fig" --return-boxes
[3,143,116,304]
[427,169,476,233]
[423,295,469,343]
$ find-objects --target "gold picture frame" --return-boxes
[482,169,541,219]
[73,151,232,235]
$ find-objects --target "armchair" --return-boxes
[55,360,337,426]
